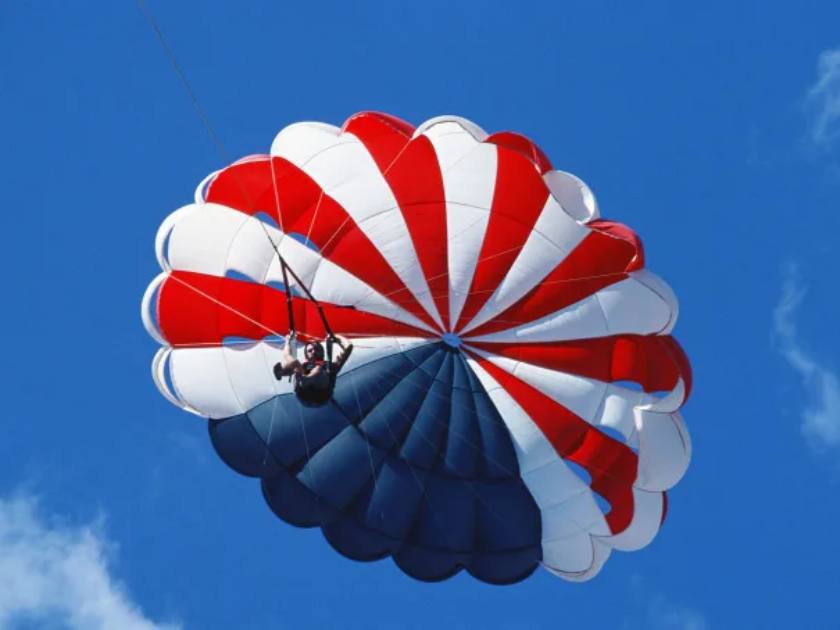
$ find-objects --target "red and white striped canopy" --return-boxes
[142,112,692,582]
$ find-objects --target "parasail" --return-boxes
[141,112,692,584]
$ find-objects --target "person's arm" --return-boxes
[304,364,323,378]
[332,335,354,372]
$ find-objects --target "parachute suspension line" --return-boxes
[167,274,286,339]
[304,191,326,254]
[265,236,338,344]
[140,4,635,338]
[361,359,521,548]
[139,0,286,339]
[137,0,231,162]
[282,251,334,337]
[260,182,337,343]
[354,353,559,555]
[260,171,335,474]
[268,153,285,233]
[139,3,632,339]
[139,0,342,344]
[278,253,296,335]
[358,352,518,477]
[139,3,500,542]
[347,368,382,518]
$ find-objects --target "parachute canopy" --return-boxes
[142,112,692,584]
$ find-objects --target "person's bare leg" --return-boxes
[274,334,301,379]
[282,333,298,365]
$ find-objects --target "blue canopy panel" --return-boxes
[209,342,542,584]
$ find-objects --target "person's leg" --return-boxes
[274,334,301,380]
[274,359,302,380]
[282,333,298,360]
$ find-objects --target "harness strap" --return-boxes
[326,336,335,366]
[279,256,296,335]
[274,250,335,340]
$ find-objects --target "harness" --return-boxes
[278,255,337,366]
[274,244,346,407]
[295,359,335,407]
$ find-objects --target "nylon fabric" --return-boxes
[210,342,543,584]
[143,111,693,584]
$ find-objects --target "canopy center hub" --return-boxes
[442,332,462,349]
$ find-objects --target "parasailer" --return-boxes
[141,111,692,584]
[274,333,354,406]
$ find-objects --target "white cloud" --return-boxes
[805,47,840,148]
[773,264,840,448]
[0,495,181,630]
[645,595,708,630]
[625,576,708,630]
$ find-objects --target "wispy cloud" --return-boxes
[645,595,708,630]
[625,576,708,630]
[805,47,840,149]
[0,495,181,630]
[773,264,840,448]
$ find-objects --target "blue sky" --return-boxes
[2,1,840,628]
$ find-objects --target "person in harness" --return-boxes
[273,333,354,406]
